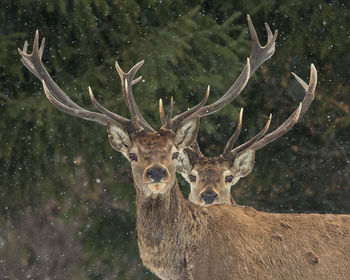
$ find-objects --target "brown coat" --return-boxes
[136,181,350,280]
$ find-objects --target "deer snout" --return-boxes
[201,190,218,205]
[144,164,169,183]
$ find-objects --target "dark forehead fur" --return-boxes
[132,129,174,149]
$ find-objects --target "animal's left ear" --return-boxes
[231,150,255,178]
[176,150,193,175]
[174,118,200,150]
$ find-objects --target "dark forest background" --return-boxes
[0,0,349,279]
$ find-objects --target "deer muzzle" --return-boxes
[143,164,170,184]
[201,189,218,205]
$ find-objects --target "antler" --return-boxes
[18,30,153,131]
[222,64,317,161]
[162,15,278,130]
[115,61,154,131]
[247,64,317,152]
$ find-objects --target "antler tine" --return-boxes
[38,36,45,59]
[115,60,154,131]
[166,96,174,123]
[194,58,251,119]
[124,79,139,121]
[89,87,130,126]
[291,63,317,116]
[115,61,139,112]
[18,31,83,111]
[230,113,272,158]
[248,14,278,76]
[171,85,210,129]
[159,98,166,125]
[247,64,317,152]
[159,96,175,128]
[222,108,243,155]
[42,80,117,126]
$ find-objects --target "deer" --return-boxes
[177,80,312,206]
[18,16,350,280]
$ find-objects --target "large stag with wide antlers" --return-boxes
[19,16,350,280]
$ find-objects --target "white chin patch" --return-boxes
[147,182,167,193]
[201,200,221,206]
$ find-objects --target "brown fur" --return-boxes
[186,156,236,205]
[178,153,243,205]
[122,130,350,280]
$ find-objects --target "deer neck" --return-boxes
[135,179,186,231]
[134,178,195,277]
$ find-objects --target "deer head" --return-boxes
[178,65,317,206]
[17,32,200,198]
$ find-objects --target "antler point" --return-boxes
[88,86,96,101]
[239,107,244,119]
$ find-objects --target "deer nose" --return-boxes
[147,166,167,182]
[201,191,218,204]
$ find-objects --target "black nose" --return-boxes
[201,191,218,204]
[147,167,167,182]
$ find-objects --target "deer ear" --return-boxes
[231,150,255,178]
[176,150,193,175]
[107,124,132,157]
[174,118,200,150]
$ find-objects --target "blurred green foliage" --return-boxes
[0,0,349,279]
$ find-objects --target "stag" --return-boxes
[177,78,313,206]
[19,17,350,280]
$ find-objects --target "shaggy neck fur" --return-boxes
[135,180,204,280]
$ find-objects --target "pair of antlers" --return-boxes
[18,15,317,161]
[18,15,280,134]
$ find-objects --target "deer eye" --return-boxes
[172,152,179,160]
[129,153,138,161]
[225,175,233,183]
[188,174,196,182]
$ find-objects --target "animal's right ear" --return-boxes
[176,150,193,175]
[107,124,132,158]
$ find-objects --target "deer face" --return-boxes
[107,119,199,197]
[178,150,255,205]
[184,157,232,205]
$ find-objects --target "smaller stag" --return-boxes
[177,80,312,206]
